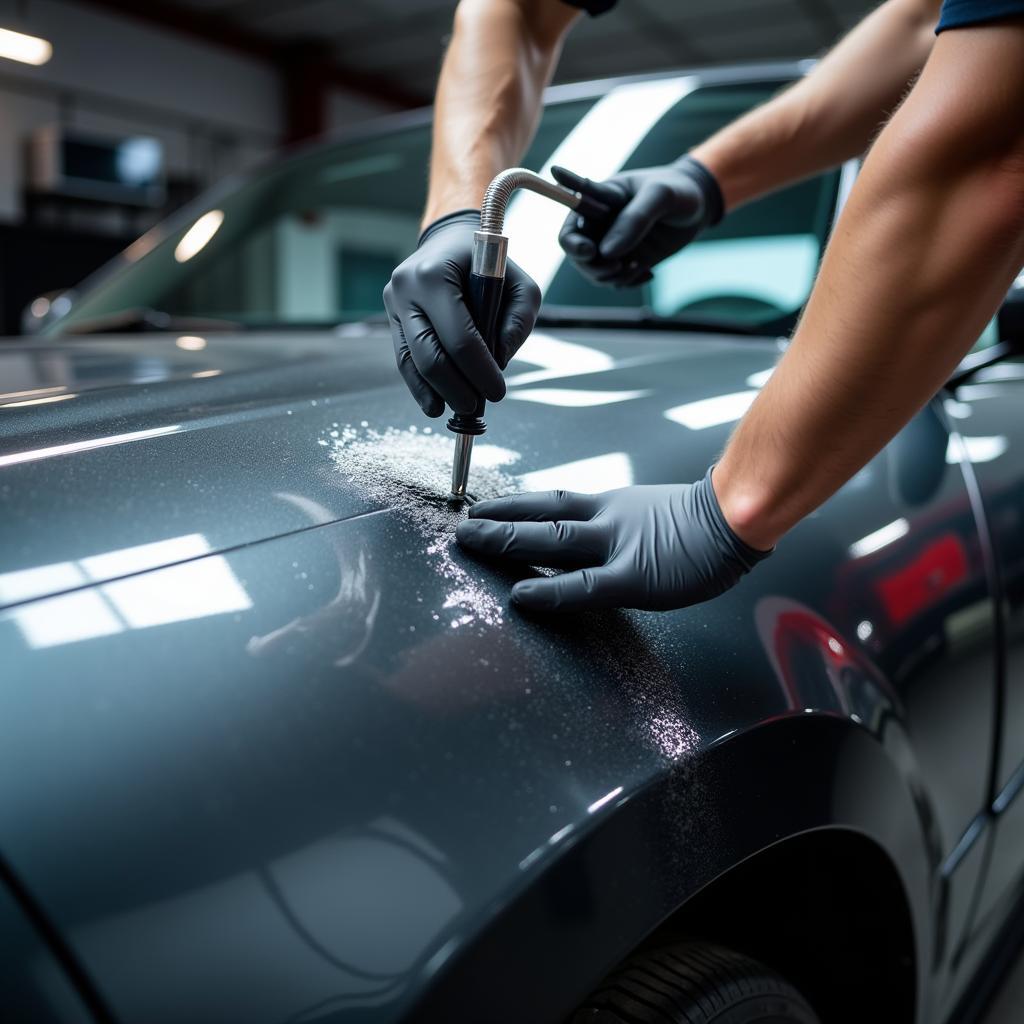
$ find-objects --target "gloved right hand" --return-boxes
[553,157,724,289]
[383,209,541,418]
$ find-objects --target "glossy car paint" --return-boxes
[2,317,1022,1023]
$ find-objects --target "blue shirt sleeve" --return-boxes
[937,0,1024,31]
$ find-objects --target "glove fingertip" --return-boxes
[454,518,481,544]
[599,234,631,259]
[551,165,585,191]
[561,232,596,259]
[466,498,497,519]
[487,378,506,403]
[510,580,547,609]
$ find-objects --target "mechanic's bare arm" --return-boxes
[691,0,942,210]
[714,22,1024,552]
[421,0,580,227]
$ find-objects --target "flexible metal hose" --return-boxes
[479,167,581,234]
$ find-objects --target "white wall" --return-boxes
[0,0,390,222]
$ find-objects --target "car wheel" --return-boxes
[569,941,821,1024]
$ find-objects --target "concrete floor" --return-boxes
[981,950,1024,1022]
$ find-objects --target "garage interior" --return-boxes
[0,0,882,333]
[1,2,1022,1023]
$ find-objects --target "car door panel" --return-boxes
[948,356,1024,943]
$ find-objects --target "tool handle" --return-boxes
[452,269,505,427]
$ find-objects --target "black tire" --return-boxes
[569,941,821,1024]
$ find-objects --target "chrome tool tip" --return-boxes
[450,432,474,501]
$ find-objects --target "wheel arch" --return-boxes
[643,826,917,1023]
[409,713,935,1024]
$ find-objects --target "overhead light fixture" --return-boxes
[0,26,52,66]
[174,210,224,263]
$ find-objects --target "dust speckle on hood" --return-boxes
[328,424,521,628]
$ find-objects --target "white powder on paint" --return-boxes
[328,424,521,628]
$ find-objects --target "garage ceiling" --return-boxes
[94,0,876,107]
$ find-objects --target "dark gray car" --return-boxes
[3,63,1024,1024]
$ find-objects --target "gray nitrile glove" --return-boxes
[383,210,542,417]
[553,157,724,289]
[455,467,770,612]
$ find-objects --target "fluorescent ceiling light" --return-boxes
[848,518,909,559]
[174,210,224,262]
[507,388,649,407]
[0,26,52,66]
[663,391,758,430]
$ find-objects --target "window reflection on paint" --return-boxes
[0,534,251,648]
[520,452,633,493]
[506,332,614,386]
[506,388,649,407]
[663,390,759,430]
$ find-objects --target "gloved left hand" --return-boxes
[553,157,723,289]
[455,467,770,612]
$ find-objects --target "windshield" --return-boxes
[51,74,841,336]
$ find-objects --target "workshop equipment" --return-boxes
[448,167,616,501]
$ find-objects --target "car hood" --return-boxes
[1,326,899,1024]
[0,326,779,601]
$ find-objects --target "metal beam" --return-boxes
[75,0,429,116]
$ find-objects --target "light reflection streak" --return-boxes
[663,391,759,430]
[0,424,181,468]
[174,209,224,263]
[0,385,67,402]
[587,786,624,814]
[1,393,76,408]
[505,332,614,387]
[848,518,909,559]
[947,435,1008,464]
[519,452,633,493]
[548,824,573,845]
[507,388,649,407]
[746,368,775,388]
